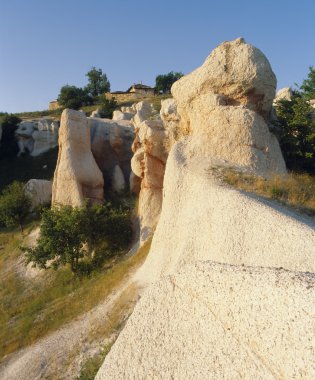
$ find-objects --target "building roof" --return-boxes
[127,83,154,92]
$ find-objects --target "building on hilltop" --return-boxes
[48,100,61,111]
[106,83,155,101]
[127,83,155,96]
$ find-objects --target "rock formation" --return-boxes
[131,101,176,242]
[15,121,36,155]
[15,118,59,157]
[97,264,315,380]
[24,179,52,209]
[273,87,293,103]
[52,109,104,206]
[96,39,314,379]
[89,117,134,190]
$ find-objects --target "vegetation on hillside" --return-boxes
[0,207,151,360]
[275,67,315,174]
[23,201,132,275]
[0,182,31,233]
[155,71,183,94]
[57,67,111,110]
[222,169,315,218]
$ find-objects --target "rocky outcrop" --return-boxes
[273,87,293,103]
[131,101,175,242]
[171,37,286,177]
[89,117,134,190]
[97,39,314,379]
[15,119,59,157]
[15,121,36,155]
[24,179,52,209]
[52,109,104,206]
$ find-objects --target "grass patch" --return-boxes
[222,169,315,218]
[0,223,151,361]
[76,345,112,380]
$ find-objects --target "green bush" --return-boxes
[275,67,315,174]
[23,202,132,275]
[58,85,92,110]
[0,181,31,233]
[96,95,118,118]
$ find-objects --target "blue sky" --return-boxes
[0,0,314,113]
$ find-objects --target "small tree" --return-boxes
[300,66,315,100]
[58,85,91,110]
[85,67,110,98]
[0,181,31,233]
[155,71,184,94]
[96,95,118,118]
[275,67,315,173]
[23,203,132,275]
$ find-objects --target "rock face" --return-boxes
[97,39,314,379]
[97,263,315,380]
[89,117,134,190]
[273,87,293,103]
[171,37,286,177]
[15,119,59,157]
[52,109,104,206]
[15,121,36,155]
[131,101,174,242]
[24,179,52,209]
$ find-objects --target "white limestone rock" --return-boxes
[97,263,315,380]
[273,87,293,104]
[15,121,36,155]
[24,179,52,209]
[112,110,134,121]
[52,109,104,206]
[89,118,134,191]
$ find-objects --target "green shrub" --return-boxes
[23,202,132,275]
[0,181,31,233]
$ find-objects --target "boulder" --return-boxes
[90,109,101,118]
[273,87,293,103]
[171,37,286,177]
[172,38,276,125]
[112,110,134,121]
[52,109,104,206]
[24,179,52,209]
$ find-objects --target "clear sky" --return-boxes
[0,0,314,113]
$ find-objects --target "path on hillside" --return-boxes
[0,268,140,380]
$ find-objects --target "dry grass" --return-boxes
[0,224,151,360]
[222,169,315,218]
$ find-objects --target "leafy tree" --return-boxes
[0,181,31,233]
[155,71,184,94]
[23,202,132,275]
[275,90,315,173]
[57,85,92,110]
[96,94,118,118]
[0,114,21,159]
[300,66,315,100]
[85,67,110,98]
